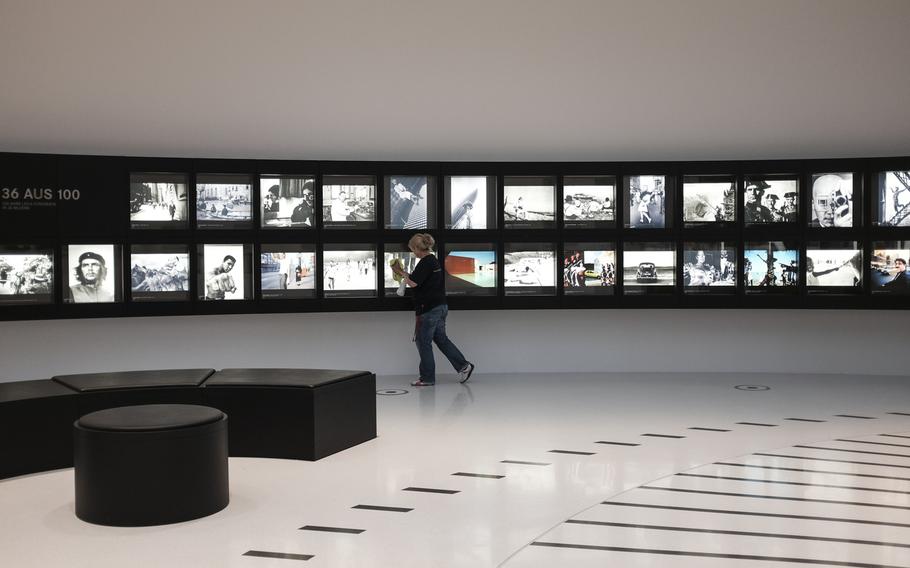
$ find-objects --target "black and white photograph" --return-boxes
[744,178,799,223]
[260,176,316,228]
[196,175,253,229]
[444,245,497,296]
[504,245,556,295]
[810,173,854,228]
[876,171,910,227]
[805,245,863,289]
[322,247,376,298]
[383,245,418,295]
[744,242,799,290]
[683,177,735,223]
[129,173,188,229]
[129,245,190,302]
[683,243,736,290]
[563,245,615,295]
[626,175,668,229]
[563,176,615,228]
[0,248,53,305]
[322,176,376,229]
[385,176,433,230]
[871,244,910,293]
[622,244,675,291]
[260,246,316,299]
[64,244,121,304]
[198,244,250,301]
[503,177,556,228]
[446,176,494,230]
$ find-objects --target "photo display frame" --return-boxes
[503,242,556,296]
[130,172,189,230]
[0,245,54,305]
[129,244,190,302]
[563,176,616,229]
[624,175,673,229]
[322,244,377,298]
[384,176,436,230]
[260,175,316,229]
[260,244,317,300]
[443,243,497,296]
[196,174,254,230]
[444,175,497,230]
[197,243,253,301]
[871,241,910,294]
[743,241,799,294]
[322,175,376,230]
[563,243,615,295]
[63,244,123,304]
[503,176,556,229]
[622,242,676,294]
[805,241,863,294]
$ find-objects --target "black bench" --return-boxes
[202,368,377,460]
[0,367,377,480]
[74,404,229,526]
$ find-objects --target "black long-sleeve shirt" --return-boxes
[410,254,446,314]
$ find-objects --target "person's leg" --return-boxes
[415,309,441,383]
[431,305,469,372]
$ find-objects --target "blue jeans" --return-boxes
[415,304,468,383]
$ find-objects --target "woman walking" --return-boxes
[391,233,474,387]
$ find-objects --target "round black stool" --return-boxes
[74,404,229,526]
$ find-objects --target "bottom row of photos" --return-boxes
[0,242,908,305]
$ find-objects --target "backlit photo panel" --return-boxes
[683,177,735,224]
[322,176,376,229]
[626,175,669,229]
[503,177,556,229]
[64,244,122,304]
[198,244,251,301]
[444,244,497,296]
[445,176,496,229]
[129,173,188,230]
[385,176,434,230]
[563,176,615,228]
[623,242,675,294]
[806,244,862,292]
[260,245,316,299]
[683,242,736,292]
[129,244,190,302]
[0,246,53,305]
[563,244,615,295]
[504,243,556,296]
[383,244,418,295]
[810,173,855,228]
[871,243,910,294]
[876,171,910,227]
[744,242,799,292]
[260,176,316,228]
[744,178,798,223]
[196,174,253,229]
[322,245,377,298]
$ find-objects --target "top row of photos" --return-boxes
[128,171,910,230]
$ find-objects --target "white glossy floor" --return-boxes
[2,372,910,568]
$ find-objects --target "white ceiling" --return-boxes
[1,0,909,162]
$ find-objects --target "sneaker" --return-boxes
[410,379,435,387]
[458,362,475,384]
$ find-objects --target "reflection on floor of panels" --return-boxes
[1,372,909,568]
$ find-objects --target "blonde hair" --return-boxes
[408,233,435,253]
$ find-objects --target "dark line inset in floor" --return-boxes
[403,486,460,494]
[501,460,551,466]
[785,418,827,422]
[754,452,910,470]
[689,427,731,432]
[714,461,910,482]
[640,485,910,511]
[641,433,685,438]
[352,504,413,513]
[836,414,877,419]
[595,441,640,446]
[736,422,777,427]
[549,449,596,455]
[563,519,910,549]
[881,434,910,439]
[601,501,910,529]
[529,542,902,568]
[299,525,364,534]
[675,472,910,495]
[243,550,313,561]
[887,412,910,416]
[452,472,505,479]
[794,444,910,459]
[837,438,910,449]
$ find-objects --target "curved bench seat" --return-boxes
[0,368,376,480]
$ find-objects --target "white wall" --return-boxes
[0,309,901,382]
